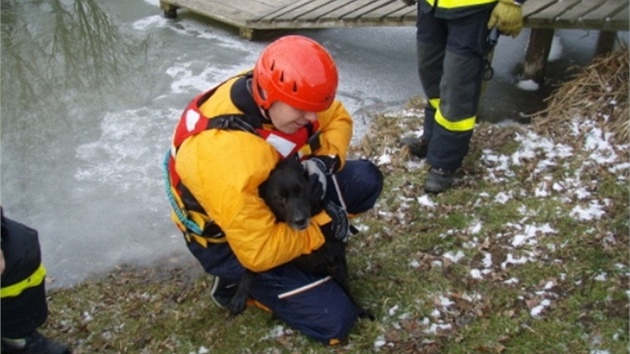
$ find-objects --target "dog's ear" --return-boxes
[258,179,269,200]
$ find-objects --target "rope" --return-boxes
[483,27,499,81]
[162,150,203,235]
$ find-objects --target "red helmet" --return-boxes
[252,35,338,112]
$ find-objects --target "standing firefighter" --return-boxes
[400,0,525,193]
[163,35,383,344]
[1,208,71,354]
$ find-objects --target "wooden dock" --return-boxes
[159,0,628,38]
[159,0,417,39]
[159,0,629,82]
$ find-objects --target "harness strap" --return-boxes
[163,151,205,236]
[165,114,266,243]
[207,114,261,135]
[166,107,321,246]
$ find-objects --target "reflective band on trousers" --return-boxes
[435,108,476,132]
[277,276,332,299]
[428,98,440,110]
[0,263,46,298]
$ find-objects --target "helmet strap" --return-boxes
[262,108,271,122]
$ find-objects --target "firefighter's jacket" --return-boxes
[420,0,498,18]
[169,73,353,273]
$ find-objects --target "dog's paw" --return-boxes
[228,297,248,316]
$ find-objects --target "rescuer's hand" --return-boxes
[487,0,524,38]
[320,201,349,243]
[302,155,340,211]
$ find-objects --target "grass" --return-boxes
[42,54,629,353]
[42,113,628,353]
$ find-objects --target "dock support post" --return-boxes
[159,1,178,19]
[239,27,255,40]
[522,28,554,84]
[595,30,617,56]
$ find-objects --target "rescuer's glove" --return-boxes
[400,0,416,6]
[320,201,349,243]
[307,173,325,215]
[302,155,340,210]
[487,0,524,38]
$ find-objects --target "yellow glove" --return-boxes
[487,0,524,38]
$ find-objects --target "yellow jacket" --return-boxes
[174,74,353,273]
[419,0,497,18]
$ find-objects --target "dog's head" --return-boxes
[259,157,312,230]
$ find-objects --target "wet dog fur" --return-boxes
[227,157,372,319]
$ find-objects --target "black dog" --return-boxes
[227,157,373,319]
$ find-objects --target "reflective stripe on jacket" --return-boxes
[420,0,497,18]
[423,0,496,9]
[1,263,46,298]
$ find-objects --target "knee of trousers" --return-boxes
[249,266,362,344]
[335,160,384,215]
[264,281,361,344]
[186,241,245,279]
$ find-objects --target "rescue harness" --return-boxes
[163,84,321,244]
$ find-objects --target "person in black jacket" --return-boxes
[400,0,525,193]
[1,208,71,354]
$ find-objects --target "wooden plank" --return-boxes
[364,0,411,20]
[552,0,629,30]
[325,0,381,19]
[610,3,630,24]
[523,0,581,23]
[319,0,391,20]
[580,0,628,29]
[518,0,629,31]
[252,0,414,27]
[274,0,348,21]
[257,0,332,22]
[552,0,606,22]
[318,0,409,24]
[252,0,305,21]
[341,0,400,20]
[161,0,283,27]
[300,0,364,21]
[384,5,418,21]
[522,0,564,18]
[177,0,277,17]
[255,0,397,22]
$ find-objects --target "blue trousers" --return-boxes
[187,159,383,343]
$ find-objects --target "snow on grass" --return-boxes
[367,105,627,351]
